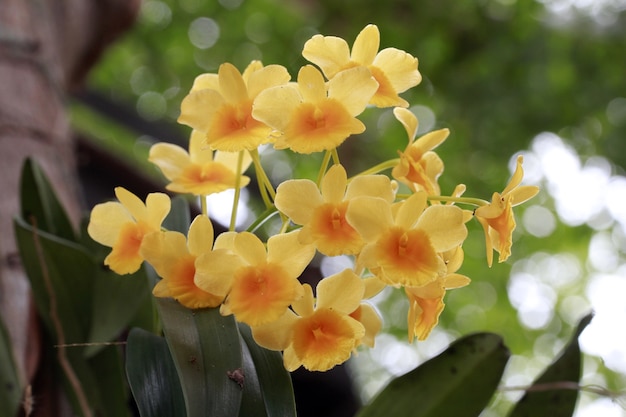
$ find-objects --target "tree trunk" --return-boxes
[0,1,139,414]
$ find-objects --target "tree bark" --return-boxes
[0,0,139,414]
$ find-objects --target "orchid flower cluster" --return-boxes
[87,24,539,372]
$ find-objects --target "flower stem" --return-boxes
[229,151,245,231]
[316,150,333,187]
[250,148,275,208]
[350,158,400,179]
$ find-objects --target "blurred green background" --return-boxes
[73,0,626,415]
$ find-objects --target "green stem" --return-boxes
[350,158,400,179]
[250,148,275,208]
[229,151,245,231]
[396,194,489,206]
[200,195,208,217]
[316,150,333,186]
[246,206,280,234]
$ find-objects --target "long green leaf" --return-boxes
[126,328,186,417]
[508,313,593,417]
[238,323,296,417]
[85,266,151,357]
[0,317,22,417]
[14,218,107,416]
[19,158,75,241]
[357,332,510,417]
[89,346,132,417]
[156,298,244,417]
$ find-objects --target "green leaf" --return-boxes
[126,327,186,417]
[0,317,22,417]
[89,346,132,417]
[14,217,94,344]
[156,298,244,417]
[14,217,113,416]
[85,266,151,357]
[357,332,510,417]
[238,323,296,417]
[508,313,594,417]
[19,158,75,241]
[163,196,191,234]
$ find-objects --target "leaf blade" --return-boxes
[357,332,510,417]
[508,312,594,417]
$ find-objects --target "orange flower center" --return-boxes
[228,263,298,326]
[376,227,440,287]
[292,309,358,371]
[166,255,223,309]
[284,100,360,153]
[309,202,364,256]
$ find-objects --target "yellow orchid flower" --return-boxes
[252,65,378,154]
[87,187,170,275]
[195,230,316,327]
[391,107,449,195]
[346,192,468,288]
[302,24,421,108]
[148,130,252,196]
[475,155,540,267]
[274,164,396,256]
[178,61,290,151]
[140,215,241,309]
[251,269,375,372]
[405,246,470,342]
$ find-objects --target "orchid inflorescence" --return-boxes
[88,24,539,372]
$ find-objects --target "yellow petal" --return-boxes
[291,283,314,317]
[351,303,382,347]
[152,279,171,298]
[321,164,348,203]
[88,202,132,246]
[345,174,395,202]
[298,65,327,103]
[189,130,214,165]
[511,185,540,207]
[476,216,494,268]
[234,232,267,265]
[316,270,364,314]
[251,310,298,350]
[194,249,241,297]
[373,48,421,93]
[502,155,526,195]
[266,231,316,278]
[251,84,301,131]
[293,311,364,371]
[351,24,379,65]
[417,205,468,253]
[149,142,190,181]
[444,273,471,289]
[302,34,350,79]
[187,215,214,256]
[475,193,506,219]
[144,193,172,228]
[247,64,291,99]
[415,129,449,153]
[218,63,248,103]
[213,231,237,251]
[140,230,188,278]
[395,192,427,229]
[363,276,387,299]
[393,107,418,141]
[283,345,302,372]
[274,179,323,225]
[178,89,225,132]
[327,66,378,116]
[191,73,219,92]
[241,60,264,82]
[115,187,146,221]
[345,196,393,241]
